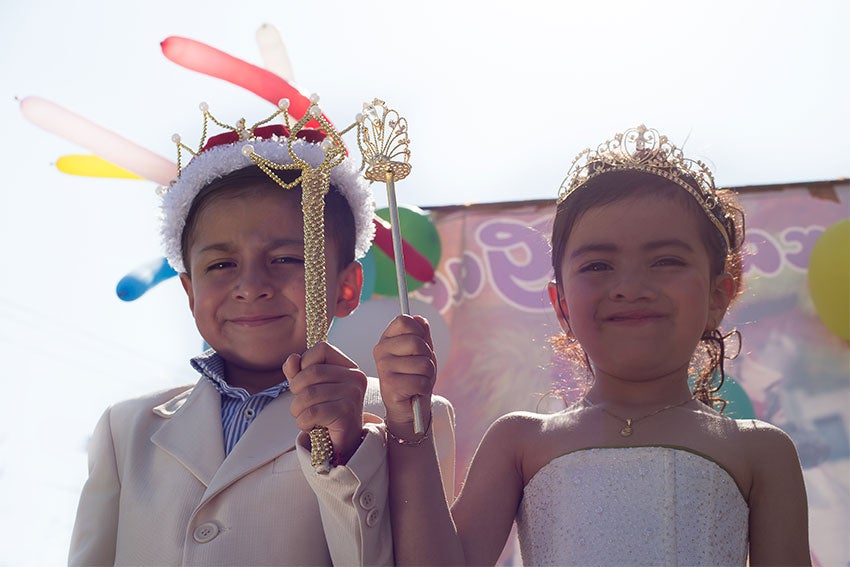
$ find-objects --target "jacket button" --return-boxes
[365,508,380,527]
[359,490,376,509]
[193,522,220,543]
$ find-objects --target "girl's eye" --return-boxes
[579,261,611,273]
[654,257,686,267]
[272,257,304,265]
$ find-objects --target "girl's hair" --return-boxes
[180,166,356,276]
[550,170,746,411]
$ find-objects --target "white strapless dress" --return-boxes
[516,447,749,566]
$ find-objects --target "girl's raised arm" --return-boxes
[376,314,464,564]
[376,315,526,565]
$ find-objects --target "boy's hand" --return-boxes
[285,342,367,465]
[373,315,437,431]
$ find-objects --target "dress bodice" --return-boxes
[516,446,749,566]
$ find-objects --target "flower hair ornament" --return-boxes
[557,124,735,250]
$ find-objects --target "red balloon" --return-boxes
[160,36,331,129]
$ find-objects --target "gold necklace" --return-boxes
[583,396,695,437]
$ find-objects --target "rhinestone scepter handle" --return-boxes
[302,172,334,473]
[356,100,424,434]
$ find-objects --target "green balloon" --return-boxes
[718,376,757,419]
[374,205,441,296]
[689,374,757,419]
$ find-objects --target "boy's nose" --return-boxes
[233,267,275,301]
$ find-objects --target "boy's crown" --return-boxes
[159,96,375,273]
[557,125,733,249]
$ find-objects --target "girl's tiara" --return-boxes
[159,97,375,274]
[557,125,733,250]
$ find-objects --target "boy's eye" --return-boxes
[206,261,235,272]
[272,256,304,265]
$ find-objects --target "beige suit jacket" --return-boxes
[68,377,455,566]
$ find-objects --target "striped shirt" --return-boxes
[191,350,289,456]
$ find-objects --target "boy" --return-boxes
[68,103,455,566]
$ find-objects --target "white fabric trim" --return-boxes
[159,138,375,272]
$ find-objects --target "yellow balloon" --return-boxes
[808,218,850,340]
[56,155,143,179]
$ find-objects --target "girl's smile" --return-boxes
[603,309,667,325]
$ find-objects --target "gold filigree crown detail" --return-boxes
[169,95,349,179]
[558,125,733,249]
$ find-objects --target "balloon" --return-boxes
[19,96,176,185]
[360,248,376,302]
[116,257,178,301]
[328,297,451,377]
[716,376,757,419]
[808,218,850,340]
[256,23,295,82]
[57,155,143,179]
[161,36,330,129]
[688,374,756,419]
[373,206,441,295]
[371,216,436,283]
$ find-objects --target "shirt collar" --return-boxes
[190,349,289,401]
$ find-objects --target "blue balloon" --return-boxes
[116,257,178,301]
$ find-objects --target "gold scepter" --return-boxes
[355,99,425,435]
[242,95,348,473]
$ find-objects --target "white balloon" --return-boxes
[19,96,177,185]
[256,23,296,82]
[328,297,451,377]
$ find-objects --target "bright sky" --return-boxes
[1,0,848,564]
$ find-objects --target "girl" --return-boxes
[375,125,810,565]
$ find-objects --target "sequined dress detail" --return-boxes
[516,446,749,566]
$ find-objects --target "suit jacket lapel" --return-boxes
[151,379,225,487]
[204,390,300,499]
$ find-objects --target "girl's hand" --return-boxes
[285,342,367,465]
[373,314,437,430]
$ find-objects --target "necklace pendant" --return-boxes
[620,425,633,437]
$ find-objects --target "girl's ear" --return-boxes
[334,260,364,317]
[706,271,735,331]
[547,280,571,334]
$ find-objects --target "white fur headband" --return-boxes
[159,137,375,273]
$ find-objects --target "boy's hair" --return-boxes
[550,169,746,411]
[180,166,356,276]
